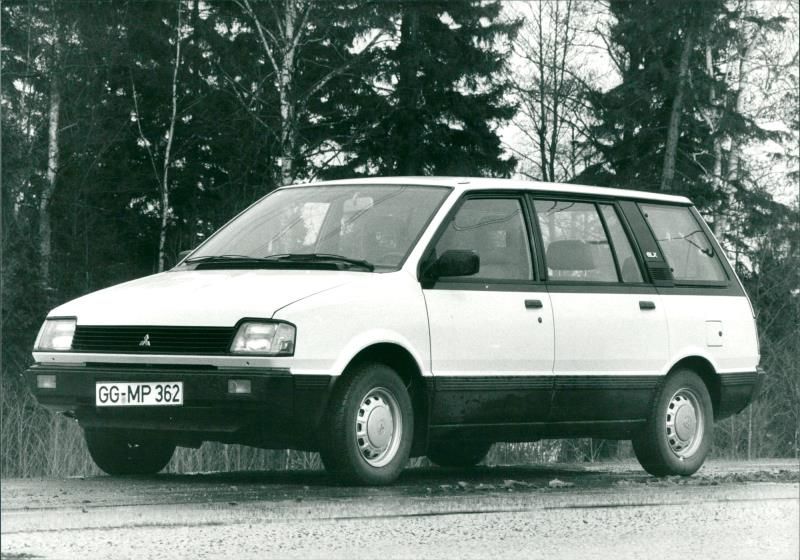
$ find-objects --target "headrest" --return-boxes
[546,240,595,271]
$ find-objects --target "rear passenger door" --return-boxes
[532,197,669,423]
[422,194,555,427]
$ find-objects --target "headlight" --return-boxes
[34,318,77,351]
[230,321,295,355]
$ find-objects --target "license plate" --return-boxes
[96,382,183,407]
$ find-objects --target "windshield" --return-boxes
[187,184,451,270]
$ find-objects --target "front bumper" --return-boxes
[26,363,334,448]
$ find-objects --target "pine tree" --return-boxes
[578,0,725,200]
[320,1,520,178]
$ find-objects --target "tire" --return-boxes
[319,363,413,485]
[633,369,713,477]
[84,429,175,475]
[427,441,492,468]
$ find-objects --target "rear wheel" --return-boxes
[84,429,175,475]
[319,363,413,485]
[633,369,713,476]
[427,441,492,468]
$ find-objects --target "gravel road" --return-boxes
[2,460,797,560]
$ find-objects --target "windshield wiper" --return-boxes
[185,254,267,264]
[264,253,375,271]
[185,253,375,271]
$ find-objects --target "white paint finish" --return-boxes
[47,269,357,327]
[42,271,431,377]
[423,288,554,375]
[272,272,431,377]
[35,181,760,389]
[706,321,724,347]
[549,292,669,375]
[661,295,759,373]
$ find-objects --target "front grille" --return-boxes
[72,326,235,355]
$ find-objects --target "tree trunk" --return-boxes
[397,5,422,175]
[40,81,60,291]
[278,1,297,186]
[535,1,549,181]
[547,0,572,183]
[712,36,755,237]
[158,1,182,272]
[239,0,306,186]
[660,31,693,192]
[702,44,726,236]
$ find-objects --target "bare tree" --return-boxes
[40,66,60,291]
[129,0,183,272]
[231,0,385,186]
[508,0,596,183]
[38,6,65,294]
[696,0,797,236]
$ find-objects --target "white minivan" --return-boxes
[28,178,764,485]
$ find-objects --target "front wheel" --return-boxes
[633,369,713,476]
[319,363,413,485]
[84,429,175,475]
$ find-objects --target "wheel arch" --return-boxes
[337,342,430,456]
[668,355,721,419]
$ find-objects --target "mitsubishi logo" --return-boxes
[138,334,151,347]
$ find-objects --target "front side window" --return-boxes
[190,185,450,270]
[433,197,533,281]
[535,200,618,282]
[640,204,727,283]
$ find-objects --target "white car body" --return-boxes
[28,177,764,482]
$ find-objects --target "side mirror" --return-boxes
[429,250,480,279]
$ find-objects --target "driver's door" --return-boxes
[421,194,555,429]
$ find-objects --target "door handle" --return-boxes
[639,300,656,310]
[525,299,543,309]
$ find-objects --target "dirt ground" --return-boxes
[1,459,798,559]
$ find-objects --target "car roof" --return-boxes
[285,176,692,205]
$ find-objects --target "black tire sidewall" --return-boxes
[636,369,713,476]
[322,363,414,485]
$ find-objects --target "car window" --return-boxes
[433,198,533,281]
[189,185,450,270]
[534,200,618,282]
[639,204,727,283]
[600,205,643,283]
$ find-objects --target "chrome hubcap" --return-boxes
[665,388,704,459]
[356,387,402,468]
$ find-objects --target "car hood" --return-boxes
[49,269,360,326]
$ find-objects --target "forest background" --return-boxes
[2,0,797,477]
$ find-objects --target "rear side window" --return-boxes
[600,205,643,283]
[535,200,617,282]
[640,204,727,283]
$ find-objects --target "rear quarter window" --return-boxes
[639,204,727,283]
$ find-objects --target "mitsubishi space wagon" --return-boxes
[27,178,764,485]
